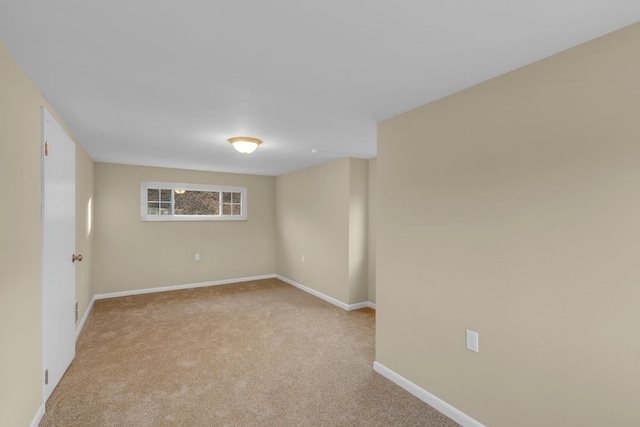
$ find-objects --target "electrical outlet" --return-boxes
[195,253,200,261]
[466,329,479,353]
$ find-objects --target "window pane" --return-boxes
[142,182,246,221]
[159,202,172,215]
[148,202,159,215]
[174,190,219,215]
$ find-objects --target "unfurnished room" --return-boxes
[1,2,640,426]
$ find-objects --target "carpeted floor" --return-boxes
[40,278,459,426]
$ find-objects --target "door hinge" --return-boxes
[45,141,49,157]
[45,369,49,385]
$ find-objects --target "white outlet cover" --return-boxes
[466,329,479,353]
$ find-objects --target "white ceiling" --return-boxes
[1,1,639,176]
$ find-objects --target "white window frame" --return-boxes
[141,181,247,221]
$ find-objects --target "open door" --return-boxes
[42,108,76,401]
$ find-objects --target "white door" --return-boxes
[42,108,76,401]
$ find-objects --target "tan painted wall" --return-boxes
[348,158,369,304]
[276,158,351,302]
[76,146,94,325]
[368,158,376,304]
[92,163,276,294]
[276,158,370,305]
[0,41,43,427]
[0,42,94,426]
[376,23,640,426]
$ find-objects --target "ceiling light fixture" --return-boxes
[174,189,186,195]
[228,137,262,154]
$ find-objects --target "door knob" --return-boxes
[72,254,83,262]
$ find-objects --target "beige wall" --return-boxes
[276,159,351,302]
[367,158,376,304]
[76,146,94,325]
[0,41,43,427]
[376,23,640,427]
[0,43,94,426]
[348,158,369,304]
[276,158,370,305]
[92,163,276,294]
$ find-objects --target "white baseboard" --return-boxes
[348,301,377,310]
[276,275,375,311]
[94,274,277,300]
[373,362,484,427]
[30,404,45,427]
[75,296,95,341]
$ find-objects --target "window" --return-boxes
[141,182,247,221]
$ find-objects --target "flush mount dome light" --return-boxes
[228,137,262,154]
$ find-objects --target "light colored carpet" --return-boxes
[40,278,459,426]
